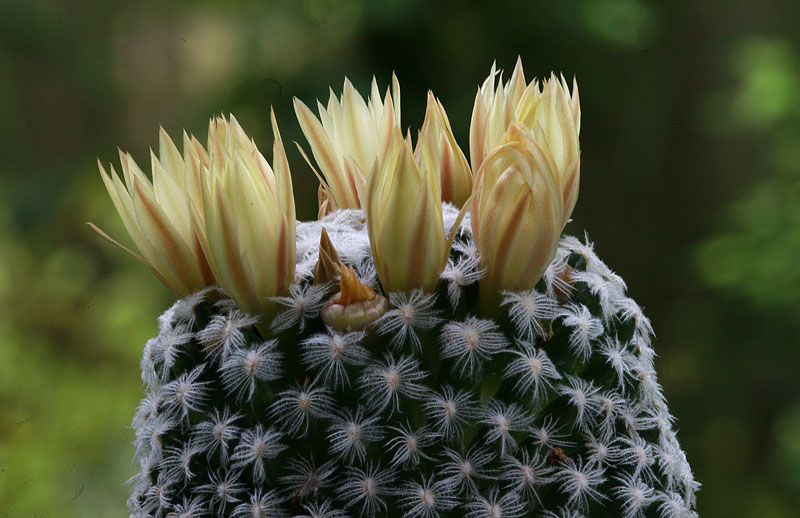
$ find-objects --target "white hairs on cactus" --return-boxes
[96,61,699,518]
[122,209,700,517]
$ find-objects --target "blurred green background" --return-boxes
[1,0,799,516]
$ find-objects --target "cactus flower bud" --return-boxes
[363,128,451,293]
[294,75,401,213]
[92,128,215,296]
[415,92,473,207]
[471,125,564,295]
[471,59,581,225]
[192,111,296,319]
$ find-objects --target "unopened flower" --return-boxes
[93,128,215,296]
[363,128,452,293]
[471,126,564,294]
[416,91,473,207]
[294,75,401,214]
[193,111,296,318]
[471,59,581,225]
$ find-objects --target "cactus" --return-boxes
[96,61,699,518]
[127,205,698,518]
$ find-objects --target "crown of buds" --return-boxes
[95,59,582,314]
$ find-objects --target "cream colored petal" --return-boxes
[150,149,192,242]
[341,78,378,172]
[205,182,258,313]
[294,97,355,208]
[376,91,398,169]
[270,109,294,217]
[158,126,184,186]
[470,89,489,172]
[538,75,579,176]
[269,109,296,271]
[131,176,199,284]
[476,169,532,289]
[433,98,472,206]
[368,76,382,121]
[99,160,178,289]
[507,56,527,105]
[343,156,368,210]
[390,72,401,127]
[472,137,563,293]
[407,182,448,291]
[272,213,293,296]
[87,222,177,291]
[560,154,581,224]
[366,132,448,293]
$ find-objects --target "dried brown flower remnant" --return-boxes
[321,265,388,331]
[313,228,342,285]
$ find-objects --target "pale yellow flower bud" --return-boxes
[471,124,564,294]
[294,75,401,213]
[470,59,581,226]
[363,129,451,293]
[192,111,296,318]
[92,127,215,296]
[416,92,473,207]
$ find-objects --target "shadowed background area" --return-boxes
[1,0,799,516]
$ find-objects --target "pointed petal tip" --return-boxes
[292,96,306,110]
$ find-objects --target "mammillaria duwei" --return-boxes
[94,60,699,518]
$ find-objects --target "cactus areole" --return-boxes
[95,60,699,518]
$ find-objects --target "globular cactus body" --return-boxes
[129,206,699,518]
